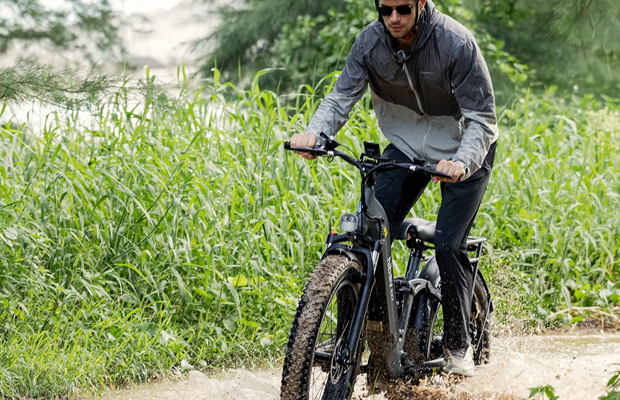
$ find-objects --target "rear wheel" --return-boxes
[405,276,491,365]
[471,276,492,364]
[280,255,364,400]
[405,295,442,364]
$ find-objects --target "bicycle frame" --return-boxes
[322,185,429,378]
[323,203,491,378]
[284,139,491,380]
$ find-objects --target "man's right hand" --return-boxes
[290,133,318,160]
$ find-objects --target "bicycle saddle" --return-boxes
[393,218,436,243]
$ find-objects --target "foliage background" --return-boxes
[0,0,619,397]
[0,0,124,62]
[1,72,620,397]
[199,0,618,98]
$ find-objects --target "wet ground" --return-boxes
[94,330,620,400]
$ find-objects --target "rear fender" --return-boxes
[410,256,493,328]
[418,256,440,289]
[410,257,440,329]
[474,268,493,312]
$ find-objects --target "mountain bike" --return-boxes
[279,138,492,400]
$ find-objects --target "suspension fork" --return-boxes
[340,241,381,367]
[341,239,409,377]
[367,239,408,377]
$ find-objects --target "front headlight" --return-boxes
[339,213,358,233]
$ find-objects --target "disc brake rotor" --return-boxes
[330,337,350,384]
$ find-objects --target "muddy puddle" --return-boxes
[94,331,620,400]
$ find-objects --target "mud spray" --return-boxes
[97,331,620,400]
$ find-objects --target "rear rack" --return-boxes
[466,236,487,266]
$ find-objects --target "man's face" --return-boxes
[379,0,424,40]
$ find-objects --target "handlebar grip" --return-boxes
[433,170,453,179]
[283,141,322,154]
[417,165,454,179]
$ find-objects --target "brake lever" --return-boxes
[319,132,339,151]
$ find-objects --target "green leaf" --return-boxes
[239,318,258,328]
[251,276,266,285]
[526,385,558,399]
[120,293,139,305]
[224,282,242,318]
[194,288,213,300]
[608,372,620,387]
[571,315,584,324]
[229,274,249,287]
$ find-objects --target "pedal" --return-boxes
[405,358,446,375]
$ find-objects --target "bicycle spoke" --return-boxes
[310,278,358,399]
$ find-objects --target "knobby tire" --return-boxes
[280,255,363,400]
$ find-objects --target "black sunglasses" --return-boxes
[377,4,413,17]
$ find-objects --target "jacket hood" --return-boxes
[307,0,498,177]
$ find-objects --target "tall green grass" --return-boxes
[482,91,620,319]
[0,70,618,397]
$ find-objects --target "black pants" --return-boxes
[375,142,496,350]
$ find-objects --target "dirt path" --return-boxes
[94,330,620,400]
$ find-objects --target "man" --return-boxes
[290,0,498,377]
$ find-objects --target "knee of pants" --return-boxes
[434,235,461,263]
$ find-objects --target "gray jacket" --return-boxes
[306,0,498,178]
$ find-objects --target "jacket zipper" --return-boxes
[402,64,425,115]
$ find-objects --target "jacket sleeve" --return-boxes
[306,36,369,143]
[450,36,498,178]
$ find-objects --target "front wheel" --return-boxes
[280,255,364,400]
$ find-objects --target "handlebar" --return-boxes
[284,141,452,180]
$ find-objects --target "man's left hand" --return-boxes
[433,160,465,184]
